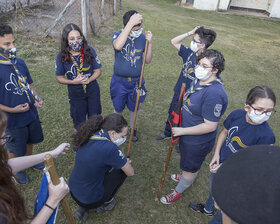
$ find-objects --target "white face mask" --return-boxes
[248,109,271,124]
[130,27,143,39]
[190,41,199,52]
[195,65,211,81]
[113,137,126,146]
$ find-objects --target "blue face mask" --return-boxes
[68,40,83,52]
[0,47,16,59]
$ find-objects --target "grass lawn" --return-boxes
[3,0,280,223]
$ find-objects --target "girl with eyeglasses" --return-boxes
[190,85,276,223]
[55,23,102,131]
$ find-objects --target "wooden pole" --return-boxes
[100,0,105,21]
[157,141,173,198]
[81,0,87,38]
[44,154,76,224]
[126,40,149,158]
[113,0,117,15]
[156,82,186,198]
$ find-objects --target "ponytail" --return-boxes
[72,113,128,147]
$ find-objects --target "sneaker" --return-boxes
[160,190,182,204]
[74,206,89,222]
[156,133,170,140]
[189,203,215,217]
[130,129,138,142]
[171,174,181,182]
[96,198,116,213]
[12,171,29,185]
[32,162,45,170]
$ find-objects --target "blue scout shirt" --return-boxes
[181,79,228,145]
[0,56,38,129]
[220,109,275,163]
[55,45,102,100]
[112,30,146,78]
[69,129,127,204]
[174,44,196,94]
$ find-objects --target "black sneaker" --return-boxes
[156,133,171,140]
[96,198,116,213]
[74,206,89,222]
[189,203,214,217]
[130,129,138,142]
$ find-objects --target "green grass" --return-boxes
[2,0,280,223]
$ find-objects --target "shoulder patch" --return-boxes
[214,104,222,117]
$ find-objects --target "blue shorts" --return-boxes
[110,75,146,113]
[6,118,44,156]
[179,138,215,173]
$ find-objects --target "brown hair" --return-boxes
[246,86,276,106]
[73,113,128,147]
[0,110,29,223]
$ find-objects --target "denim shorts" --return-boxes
[6,118,44,156]
[179,138,215,173]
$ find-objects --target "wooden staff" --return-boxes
[44,154,76,224]
[156,82,186,198]
[127,40,149,158]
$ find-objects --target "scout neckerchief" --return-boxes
[182,51,195,77]
[90,129,111,141]
[70,50,87,94]
[184,77,223,102]
[9,58,40,103]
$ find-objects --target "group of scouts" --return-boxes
[0,8,277,223]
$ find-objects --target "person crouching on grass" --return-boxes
[69,113,134,222]
[160,49,228,205]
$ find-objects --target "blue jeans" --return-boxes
[205,172,222,224]
[209,211,222,224]
[205,172,215,212]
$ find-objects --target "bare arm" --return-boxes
[30,84,43,108]
[56,74,87,85]
[87,68,101,83]
[172,118,218,136]
[31,178,69,224]
[8,143,70,175]
[209,128,228,172]
[113,13,143,51]
[121,159,134,176]
[0,103,29,113]
[171,26,200,51]
[145,31,153,64]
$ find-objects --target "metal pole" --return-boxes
[81,0,87,38]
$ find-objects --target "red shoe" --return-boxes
[171,174,181,182]
[160,190,182,204]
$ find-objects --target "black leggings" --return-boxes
[71,169,127,209]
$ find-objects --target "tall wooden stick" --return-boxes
[156,82,186,198]
[44,154,76,224]
[127,40,149,158]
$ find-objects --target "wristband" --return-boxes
[45,203,55,211]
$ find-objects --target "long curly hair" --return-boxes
[73,113,128,147]
[59,23,94,64]
[0,110,29,223]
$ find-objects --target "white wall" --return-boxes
[230,0,269,11]
[193,0,219,11]
[269,0,280,18]
[218,0,231,11]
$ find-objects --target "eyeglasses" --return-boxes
[196,63,213,70]
[249,105,276,116]
[133,23,142,28]
[0,134,10,145]
[192,38,203,44]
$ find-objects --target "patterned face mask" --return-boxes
[68,40,83,52]
[130,27,143,39]
[0,47,17,59]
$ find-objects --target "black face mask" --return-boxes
[0,47,16,59]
